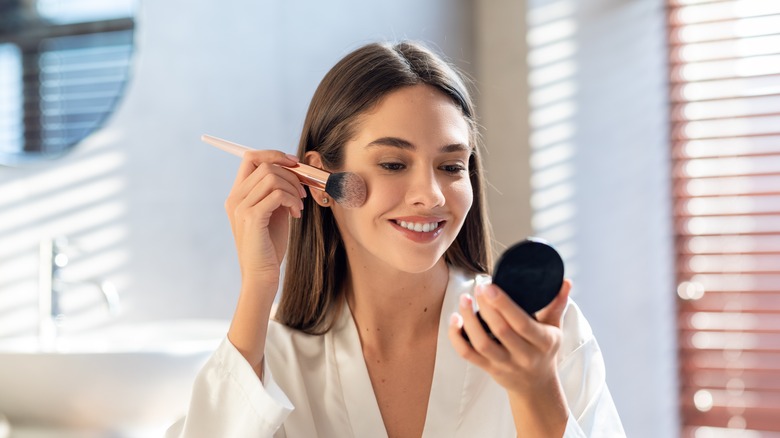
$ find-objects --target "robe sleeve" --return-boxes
[558,301,627,437]
[165,337,294,438]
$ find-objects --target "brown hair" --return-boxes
[275,41,492,334]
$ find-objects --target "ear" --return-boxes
[304,151,329,207]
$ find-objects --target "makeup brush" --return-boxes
[202,134,367,208]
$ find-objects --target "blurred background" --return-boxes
[1,0,779,437]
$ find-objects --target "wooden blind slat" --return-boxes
[671,74,780,102]
[669,14,780,44]
[671,95,780,121]
[677,235,780,254]
[670,54,780,82]
[671,34,780,63]
[672,157,780,178]
[673,135,780,159]
[671,2,780,25]
[672,115,780,140]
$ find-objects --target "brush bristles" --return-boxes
[325,172,366,208]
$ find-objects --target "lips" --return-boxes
[390,217,446,242]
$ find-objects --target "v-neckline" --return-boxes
[330,266,472,438]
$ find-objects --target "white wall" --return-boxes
[0,0,677,436]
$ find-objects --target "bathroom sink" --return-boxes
[0,319,229,434]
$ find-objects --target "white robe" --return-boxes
[168,267,626,437]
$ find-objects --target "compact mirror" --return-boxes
[492,238,564,315]
[463,238,565,343]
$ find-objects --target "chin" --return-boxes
[387,252,447,274]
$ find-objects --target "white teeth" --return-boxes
[397,220,440,233]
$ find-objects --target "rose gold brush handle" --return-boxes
[201,134,329,190]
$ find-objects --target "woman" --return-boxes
[168,41,625,437]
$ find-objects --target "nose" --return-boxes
[406,168,445,208]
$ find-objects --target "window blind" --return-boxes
[669,0,780,436]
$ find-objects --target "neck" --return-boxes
[345,258,449,354]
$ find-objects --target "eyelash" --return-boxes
[378,162,467,175]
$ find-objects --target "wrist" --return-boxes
[507,377,569,437]
[240,267,282,288]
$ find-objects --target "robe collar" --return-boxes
[329,265,483,438]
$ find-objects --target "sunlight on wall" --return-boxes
[526,0,579,277]
[0,129,129,338]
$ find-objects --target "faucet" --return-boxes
[38,237,121,349]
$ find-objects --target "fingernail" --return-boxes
[449,312,463,328]
[285,153,299,162]
[476,284,497,300]
[459,293,472,308]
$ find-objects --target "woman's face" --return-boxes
[329,84,473,274]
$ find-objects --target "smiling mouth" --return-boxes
[392,220,443,233]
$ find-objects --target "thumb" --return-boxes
[535,279,572,328]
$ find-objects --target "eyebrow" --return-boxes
[365,137,470,153]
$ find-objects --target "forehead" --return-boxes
[350,84,471,149]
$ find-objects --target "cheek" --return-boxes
[362,173,405,207]
[450,179,474,214]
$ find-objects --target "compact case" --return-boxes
[463,238,565,343]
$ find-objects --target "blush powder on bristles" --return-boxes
[325,172,366,208]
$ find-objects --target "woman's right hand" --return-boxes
[225,150,305,377]
[224,150,306,286]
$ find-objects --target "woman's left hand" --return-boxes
[447,279,572,435]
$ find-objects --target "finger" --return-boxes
[477,283,549,349]
[235,161,306,202]
[474,285,535,358]
[239,171,305,211]
[232,149,300,188]
[227,165,304,220]
[239,187,304,221]
[447,312,490,368]
[458,293,510,363]
[536,279,572,328]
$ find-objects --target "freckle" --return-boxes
[382,379,386,383]
[424,307,428,312]
[408,302,412,306]
[377,360,380,363]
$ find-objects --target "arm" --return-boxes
[167,150,305,437]
[224,149,305,376]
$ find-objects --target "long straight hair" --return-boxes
[276,41,493,334]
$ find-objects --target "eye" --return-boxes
[379,162,406,172]
[440,163,467,175]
